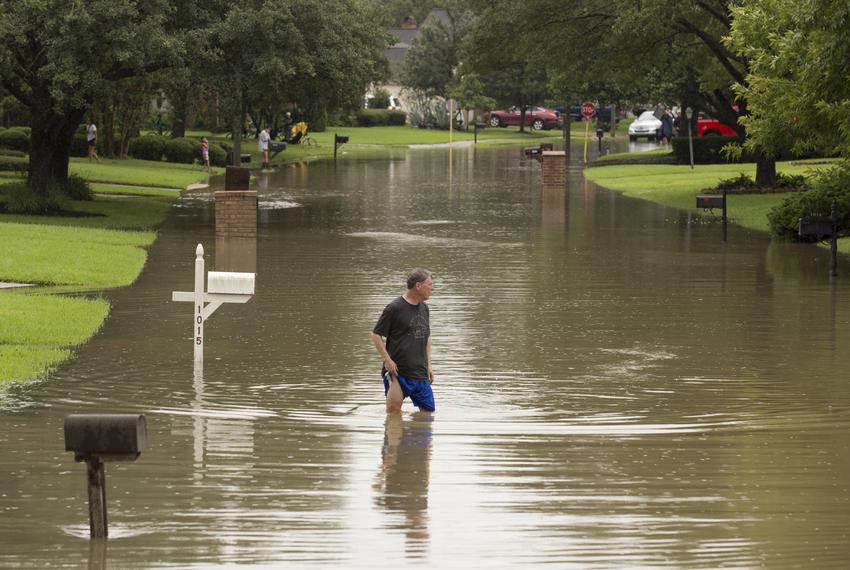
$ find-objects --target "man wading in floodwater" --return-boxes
[371,269,435,413]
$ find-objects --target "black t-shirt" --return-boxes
[373,296,430,380]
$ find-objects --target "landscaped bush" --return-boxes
[368,88,391,109]
[1,181,68,214]
[0,148,25,158]
[70,133,89,157]
[208,143,227,167]
[0,128,30,152]
[63,174,93,201]
[713,172,809,193]
[163,137,201,164]
[129,135,167,161]
[217,141,233,156]
[355,109,407,127]
[767,165,850,241]
[672,135,753,164]
[0,155,28,172]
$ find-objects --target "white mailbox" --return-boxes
[208,271,255,295]
[172,244,256,367]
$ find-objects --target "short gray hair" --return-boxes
[406,268,432,289]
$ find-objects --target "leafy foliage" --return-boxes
[129,136,167,162]
[163,138,201,164]
[355,110,407,127]
[0,128,29,152]
[63,174,94,201]
[768,166,850,241]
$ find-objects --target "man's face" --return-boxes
[416,276,434,300]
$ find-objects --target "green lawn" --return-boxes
[583,160,849,250]
[1,156,210,391]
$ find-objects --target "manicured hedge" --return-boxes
[671,135,755,164]
[208,143,227,167]
[129,136,167,161]
[355,109,407,127]
[163,137,201,164]
[0,155,27,172]
[0,128,30,152]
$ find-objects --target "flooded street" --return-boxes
[2,144,850,568]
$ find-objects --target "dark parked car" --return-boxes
[483,107,561,130]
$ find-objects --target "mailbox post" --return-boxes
[64,414,147,539]
[473,122,486,144]
[334,133,349,162]
[696,190,728,242]
[172,244,255,366]
[596,128,604,153]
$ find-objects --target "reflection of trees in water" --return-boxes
[374,412,434,557]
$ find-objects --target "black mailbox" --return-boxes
[696,195,724,209]
[799,216,834,238]
[335,134,349,145]
[269,140,286,151]
[524,147,541,157]
[64,414,147,461]
[475,122,487,129]
[596,128,604,139]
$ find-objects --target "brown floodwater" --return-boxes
[2,142,850,568]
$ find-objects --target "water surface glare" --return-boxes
[2,145,850,568]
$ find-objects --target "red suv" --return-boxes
[484,107,561,130]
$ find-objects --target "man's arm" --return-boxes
[426,336,434,383]
[371,332,398,376]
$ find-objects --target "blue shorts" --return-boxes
[383,372,435,412]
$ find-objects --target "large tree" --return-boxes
[728,0,850,162]
[465,0,779,184]
[0,0,188,204]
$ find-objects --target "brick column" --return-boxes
[215,191,257,239]
[541,151,566,185]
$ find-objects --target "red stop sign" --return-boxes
[580,102,596,119]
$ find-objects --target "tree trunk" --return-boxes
[27,104,84,201]
[755,149,777,187]
[609,103,617,138]
[519,108,526,132]
[231,98,246,167]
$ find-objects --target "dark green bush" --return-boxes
[129,135,167,161]
[0,128,30,152]
[0,155,28,172]
[355,109,407,127]
[2,181,68,214]
[0,148,25,158]
[311,110,328,132]
[716,172,809,192]
[163,137,201,164]
[208,143,227,167]
[768,166,850,241]
[368,88,391,109]
[217,141,233,156]
[672,135,753,164]
[64,174,93,201]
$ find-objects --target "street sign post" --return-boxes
[581,102,596,163]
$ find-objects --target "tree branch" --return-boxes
[695,0,730,28]
[673,18,746,85]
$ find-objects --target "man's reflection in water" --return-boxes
[374,411,434,557]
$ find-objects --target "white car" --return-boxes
[628,111,661,141]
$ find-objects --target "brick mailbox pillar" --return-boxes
[541,151,567,185]
[215,167,257,239]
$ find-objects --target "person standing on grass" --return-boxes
[371,269,436,414]
[201,137,211,173]
[87,120,99,162]
[258,127,270,169]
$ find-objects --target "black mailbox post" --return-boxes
[696,190,728,242]
[64,414,147,539]
[334,133,349,162]
[799,200,839,278]
[473,122,486,144]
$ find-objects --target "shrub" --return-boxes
[311,110,328,132]
[217,141,233,156]
[163,137,201,164]
[355,109,407,127]
[63,174,93,201]
[767,166,850,241]
[70,133,89,157]
[0,128,30,152]
[208,143,227,167]
[0,148,25,158]
[2,181,68,214]
[0,156,27,172]
[671,135,755,164]
[368,88,391,109]
[714,172,809,193]
[129,136,166,161]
